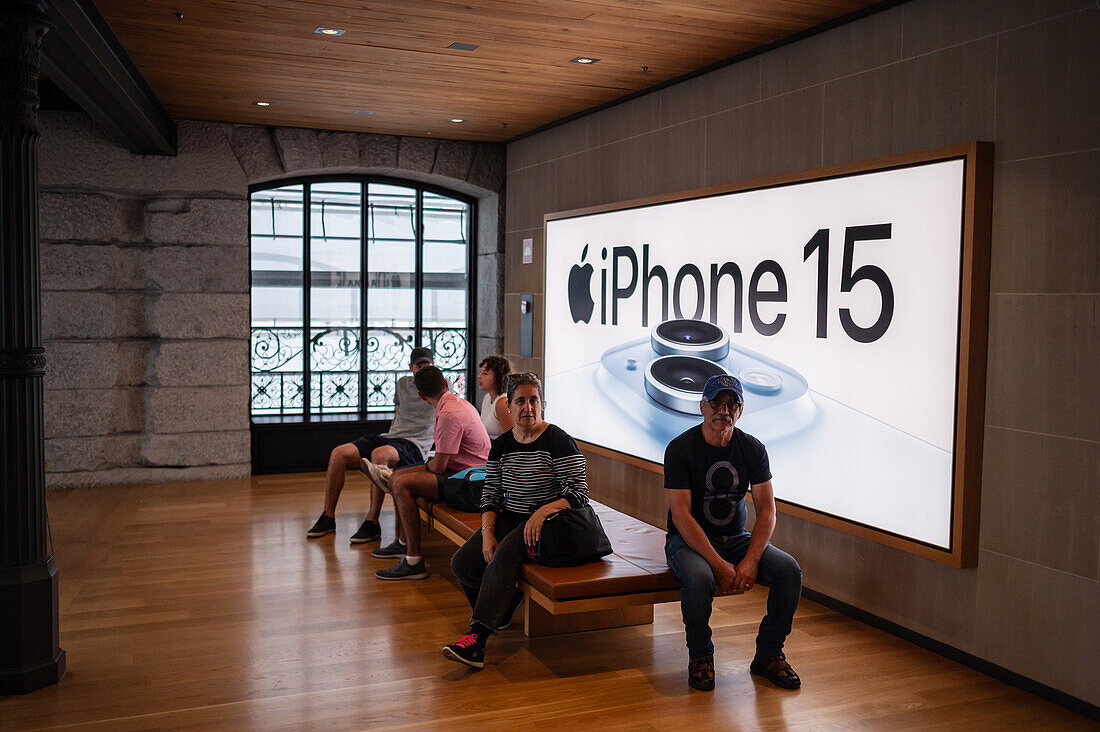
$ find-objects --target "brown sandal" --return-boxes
[750,654,801,689]
[688,654,715,691]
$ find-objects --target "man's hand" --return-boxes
[426,452,453,476]
[733,556,758,593]
[482,530,498,563]
[713,560,744,596]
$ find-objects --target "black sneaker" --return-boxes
[370,540,406,558]
[306,513,336,538]
[350,519,381,545]
[688,655,715,691]
[750,654,801,689]
[375,557,428,580]
[442,633,485,669]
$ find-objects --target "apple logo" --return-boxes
[568,244,596,324]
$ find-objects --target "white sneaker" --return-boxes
[360,459,393,492]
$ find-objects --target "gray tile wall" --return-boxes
[38,112,505,488]
[503,0,1099,705]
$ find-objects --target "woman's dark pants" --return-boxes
[450,510,530,630]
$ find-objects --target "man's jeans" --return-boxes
[665,532,802,659]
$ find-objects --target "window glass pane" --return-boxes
[421,192,470,400]
[423,191,468,276]
[364,326,415,411]
[251,185,304,416]
[422,289,467,331]
[364,287,415,414]
[367,286,415,326]
[367,183,416,274]
[365,184,417,412]
[423,289,468,398]
[310,182,361,414]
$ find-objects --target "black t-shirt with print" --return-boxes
[664,425,772,538]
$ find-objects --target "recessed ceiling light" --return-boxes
[447,42,479,51]
[353,109,375,115]
[570,56,600,64]
[450,118,465,123]
[253,101,271,106]
[314,27,346,36]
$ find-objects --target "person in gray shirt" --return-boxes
[306,347,436,544]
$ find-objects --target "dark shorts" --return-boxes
[435,468,459,491]
[352,435,423,467]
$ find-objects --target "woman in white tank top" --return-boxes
[477,356,515,439]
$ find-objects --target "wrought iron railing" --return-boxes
[250,325,467,416]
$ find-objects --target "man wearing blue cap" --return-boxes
[664,373,803,692]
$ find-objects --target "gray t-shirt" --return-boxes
[383,375,435,459]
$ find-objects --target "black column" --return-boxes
[0,0,64,695]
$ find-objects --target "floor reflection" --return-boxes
[0,475,1086,730]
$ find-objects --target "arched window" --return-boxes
[249,177,474,418]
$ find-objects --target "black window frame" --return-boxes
[248,174,478,424]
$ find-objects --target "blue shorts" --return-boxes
[352,435,423,467]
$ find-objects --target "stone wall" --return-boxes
[39,111,505,488]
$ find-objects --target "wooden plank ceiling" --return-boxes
[95,0,885,142]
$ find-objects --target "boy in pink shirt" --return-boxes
[373,365,490,580]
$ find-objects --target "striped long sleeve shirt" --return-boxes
[480,423,588,514]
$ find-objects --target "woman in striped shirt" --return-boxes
[443,372,588,669]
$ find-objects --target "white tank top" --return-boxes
[480,393,508,439]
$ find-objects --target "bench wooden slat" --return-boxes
[417,498,680,602]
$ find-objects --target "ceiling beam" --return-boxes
[40,0,176,155]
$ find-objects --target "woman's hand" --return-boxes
[524,508,549,551]
[482,529,498,563]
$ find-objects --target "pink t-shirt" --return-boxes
[433,392,491,472]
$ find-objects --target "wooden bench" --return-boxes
[416,498,681,637]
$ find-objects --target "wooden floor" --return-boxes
[2,473,1093,731]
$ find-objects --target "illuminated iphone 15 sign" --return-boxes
[545,149,991,562]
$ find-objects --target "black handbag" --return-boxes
[535,504,613,567]
[441,467,486,513]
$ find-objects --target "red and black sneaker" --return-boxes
[442,633,485,669]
